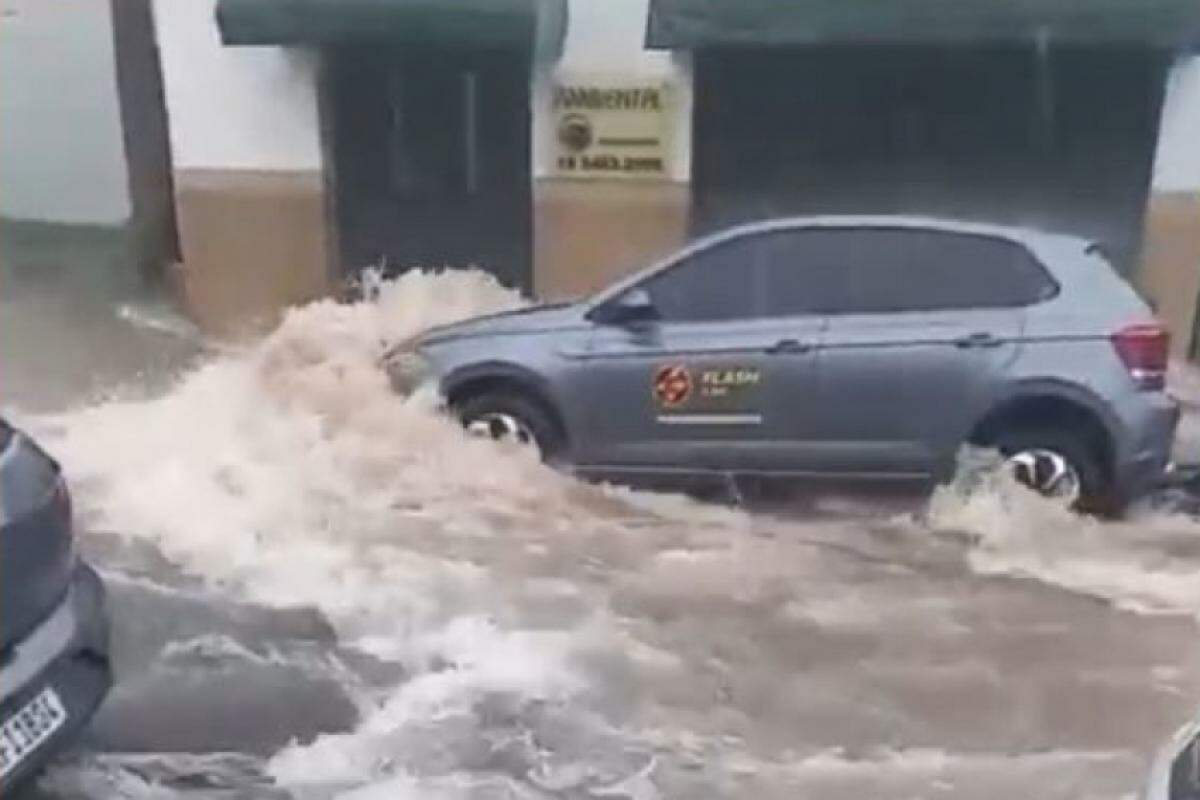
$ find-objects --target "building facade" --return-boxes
[146,0,1200,355]
[0,0,130,226]
[1,0,176,295]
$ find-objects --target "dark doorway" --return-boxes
[692,45,1169,275]
[327,48,532,293]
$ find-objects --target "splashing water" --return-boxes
[22,270,1200,800]
[928,454,1200,618]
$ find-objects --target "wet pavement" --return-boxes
[3,271,1199,800]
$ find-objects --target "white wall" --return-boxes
[152,0,321,172]
[153,0,685,180]
[532,0,693,182]
[1153,56,1200,192]
[0,0,130,224]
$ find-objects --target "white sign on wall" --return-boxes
[548,73,675,181]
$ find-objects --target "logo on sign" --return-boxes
[557,113,593,153]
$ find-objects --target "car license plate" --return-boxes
[0,687,67,779]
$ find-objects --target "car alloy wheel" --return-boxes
[465,412,538,448]
[1005,448,1083,504]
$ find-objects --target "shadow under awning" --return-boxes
[645,0,1200,48]
[216,0,567,55]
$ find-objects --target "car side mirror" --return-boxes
[591,288,660,325]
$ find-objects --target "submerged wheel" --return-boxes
[1005,448,1083,503]
[991,426,1109,510]
[454,390,565,462]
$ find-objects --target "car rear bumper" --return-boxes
[0,563,112,793]
[1113,393,1181,501]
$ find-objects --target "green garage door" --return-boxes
[646,0,1200,47]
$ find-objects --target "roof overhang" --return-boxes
[217,0,567,56]
[645,0,1200,48]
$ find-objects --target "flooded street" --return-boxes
[4,272,1200,800]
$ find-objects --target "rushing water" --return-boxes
[7,271,1200,799]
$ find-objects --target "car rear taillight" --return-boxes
[1111,322,1169,391]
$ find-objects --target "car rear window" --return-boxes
[760,227,1059,315]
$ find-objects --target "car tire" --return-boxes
[454,390,565,463]
[990,426,1113,513]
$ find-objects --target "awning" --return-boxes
[217,0,568,56]
[646,0,1200,48]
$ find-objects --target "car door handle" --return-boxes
[766,338,814,355]
[954,332,1004,349]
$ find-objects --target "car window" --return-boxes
[640,236,764,322]
[906,230,1058,309]
[756,229,845,316]
[757,227,1056,315]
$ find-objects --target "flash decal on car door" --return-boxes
[653,363,763,424]
[653,364,693,408]
[699,367,761,397]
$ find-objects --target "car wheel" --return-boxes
[455,390,565,462]
[991,427,1110,511]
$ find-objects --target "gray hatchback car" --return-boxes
[387,216,1179,510]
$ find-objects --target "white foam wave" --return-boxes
[929,459,1200,618]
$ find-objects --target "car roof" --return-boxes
[590,215,1093,306]
[704,215,1090,250]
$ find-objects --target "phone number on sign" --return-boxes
[557,155,665,173]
